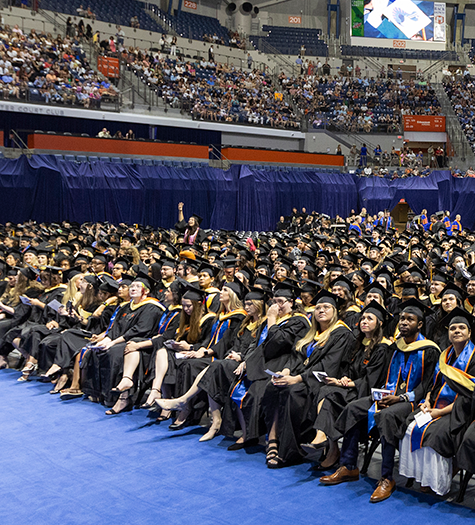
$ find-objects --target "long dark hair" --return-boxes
[354,321,384,361]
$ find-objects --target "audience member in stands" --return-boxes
[98,128,111,138]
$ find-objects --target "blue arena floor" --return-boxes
[1,368,475,525]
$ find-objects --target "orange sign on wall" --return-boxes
[289,16,301,24]
[97,57,119,78]
[403,115,446,132]
[393,40,406,48]
[184,0,197,9]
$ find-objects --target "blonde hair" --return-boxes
[220,287,243,314]
[296,306,338,353]
[62,273,83,306]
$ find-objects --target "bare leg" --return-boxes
[143,348,170,406]
[199,395,222,442]
[233,406,247,445]
[266,408,280,466]
[113,351,140,392]
[59,354,82,394]
[155,365,209,411]
[105,391,132,415]
[45,363,61,377]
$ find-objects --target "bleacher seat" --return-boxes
[122,157,133,165]
[99,157,111,163]
[64,154,76,162]
[111,157,122,164]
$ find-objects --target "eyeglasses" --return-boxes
[315,305,332,312]
[273,299,289,306]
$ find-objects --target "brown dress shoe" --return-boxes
[370,478,396,503]
[320,466,360,485]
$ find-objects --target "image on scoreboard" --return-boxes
[351,0,446,42]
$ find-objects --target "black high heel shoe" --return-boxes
[111,376,134,393]
[140,388,161,409]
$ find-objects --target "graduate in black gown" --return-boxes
[81,275,163,413]
[261,289,354,468]
[33,273,102,378]
[106,278,184,406]
[140,283,216,422]
[160,280,247,428]
[48,275,123,397]
[155,286,268,443]
[301,301,392,469]
[0,267,43,367]
[427,282,467,351]
[13,266,67,381]
[399,308,475,495]
[230,281,311,449]
[329,275,361,330]
[320,299,439,503]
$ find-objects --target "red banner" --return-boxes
[403,115,446,132]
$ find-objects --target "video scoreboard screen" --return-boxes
[351,1,446,42]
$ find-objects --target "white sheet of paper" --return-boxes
[47,299,63,312]
[265,369,283,378]
[175,352,187,359]
[383,0,431,39]
[415,410,432,428]
[313,371,328,382]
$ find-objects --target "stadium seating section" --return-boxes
[251,25,328,56]
[40,0,163,33]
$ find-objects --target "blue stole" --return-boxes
[231,323,272,408]
[79,304,122,365]
[105,305,121,335]
[209,318,230,346]
[157,308,180,335]
[258,325,269,346]
[368,333,426,434]
[307,341,318,358]
[411,341,475,451]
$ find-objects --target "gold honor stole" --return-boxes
[438,345,475,394]
[129,297,166,311]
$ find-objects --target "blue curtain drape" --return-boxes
[0,157,470,230]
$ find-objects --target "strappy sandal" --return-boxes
[17,362,37,382]
[105,398,133,415]
[111,375,134,393]
[266,439,279,465]
[141,388,162,409]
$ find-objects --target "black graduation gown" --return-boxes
[52,304,119,370]
[174,310,246,398]
[3,285,66,346]
[341,306,360,331]
[225,314,311,441]
[335,340,439,449]
[35,302,102,371]
[198,326,254,399]
[82,301,162,405]
[260,324,356,464]
[405,345,475,458]
[157,313,216,387]
[313,339,392,441]
[456,391,475,472]
[0,287,43,357]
